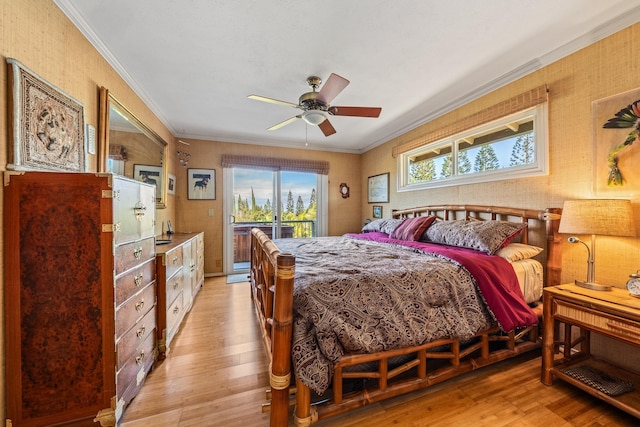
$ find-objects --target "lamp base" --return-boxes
[574,280,612,291]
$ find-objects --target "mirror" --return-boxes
[98,87,168,208]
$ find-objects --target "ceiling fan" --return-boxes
[248,73,382,137]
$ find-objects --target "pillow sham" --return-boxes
[495,243,543,262]
[362,218,403,235]
[391,215,436,241]
[423,220,527,255]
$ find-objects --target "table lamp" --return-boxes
[558,199,636,291]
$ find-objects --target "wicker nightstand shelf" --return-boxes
[542,284,640,418]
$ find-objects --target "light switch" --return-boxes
[208,208,214,217]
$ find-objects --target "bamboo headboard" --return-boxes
[391,205,562,287]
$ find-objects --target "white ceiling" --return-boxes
[55,0,640,154]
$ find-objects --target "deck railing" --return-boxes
[233,220,316,262]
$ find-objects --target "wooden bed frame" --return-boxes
[250,205,562,426]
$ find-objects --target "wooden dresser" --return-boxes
[155,232,204,357]
[4,172,157,426]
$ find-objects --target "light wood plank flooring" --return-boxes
[121,277,639,426]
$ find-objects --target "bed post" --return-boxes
[270,253,295,427]
[542,208,562,287]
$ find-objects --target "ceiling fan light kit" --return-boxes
[302,109,327,125]
[248,73,381,137]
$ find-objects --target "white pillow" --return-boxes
[494,243,543,263]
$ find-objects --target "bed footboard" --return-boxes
[250,229,295,426]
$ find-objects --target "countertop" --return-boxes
[155,232,202,254]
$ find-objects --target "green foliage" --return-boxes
[409,158,436,183]
[458,151,472,174]
[473,145,500,172]
[235,188,317,237]
[440,154,452,178]
[509,133,535,166]
[286,190,294,214]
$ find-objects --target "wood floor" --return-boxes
[121,277,639,426]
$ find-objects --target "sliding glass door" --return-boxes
[223,167,326,274]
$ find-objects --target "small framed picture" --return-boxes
[188,168,215,200]
[368,172,389,203]
[133,164,163,201]
[167,173,176,195]
[373,205,383,219]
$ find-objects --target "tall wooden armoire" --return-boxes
[4,172,157,426]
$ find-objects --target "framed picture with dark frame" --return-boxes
[134,164,164,202]
[368,172,389,203]
[188,168,216,200]
[167,173,176,195]
[373,205,383,219]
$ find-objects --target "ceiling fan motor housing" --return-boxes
[299,91,327,111]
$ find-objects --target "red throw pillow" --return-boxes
[391,216,436,241]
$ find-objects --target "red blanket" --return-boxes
[346,232,537,331]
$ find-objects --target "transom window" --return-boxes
[398,105,547,191]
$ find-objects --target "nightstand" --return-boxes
[542,284,640,418]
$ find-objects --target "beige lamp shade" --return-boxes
[558,199,636,237]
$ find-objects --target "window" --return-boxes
[398,105,547,191]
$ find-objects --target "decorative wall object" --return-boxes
[134,164,164,202]
[177,140,191,167]
[368,172,389,203]
[7,58,86,172]
[339,182,350,198]
[188,168,216,200]
[592,87,640,196]
[373,205,383,218]
[167,173,176,195]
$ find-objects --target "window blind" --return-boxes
[392,85,549,158]
[221,154,329,175]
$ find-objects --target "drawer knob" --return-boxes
[134,248,143,260]
[173,281,179,290]
[172,256,179,265]
[134,202,146,220]
[135,299,145,311]
[134,273,144,287]
[173,306,180,315]
[136,326,146,338]
[135,351,145,365]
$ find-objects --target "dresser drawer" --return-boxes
[116,308,156,368]
[162,245,184,279]
[116,283,156,339]
[166,292,185,341]
[115,259,156,307]
[166,269,184,307]
[115,237,155,275]
[116,330,155,405]
[196,233,204,251]
[553,299,640,345]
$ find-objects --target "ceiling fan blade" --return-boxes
[317,73,350,105]
[248,94,299,108]
[267,115,301,131]
[328,106,382,118]
[318,119,336,137]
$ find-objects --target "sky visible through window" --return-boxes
[233,168,316,208]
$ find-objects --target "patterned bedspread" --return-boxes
[275,235,501,395]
